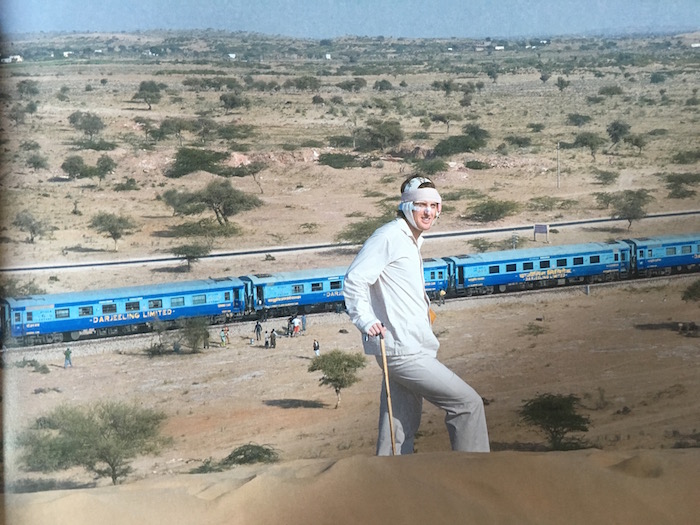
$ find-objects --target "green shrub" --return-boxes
[413,158,447,175]
[113,178,139,191]
[466,200,519,222]
[672,149,700,164]
[504,135,532,148]
[318,153,362,169]
[464,160,490,170]
[594,170,619,185]
[166,148,229,178]
[598,85,624,97]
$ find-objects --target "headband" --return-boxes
[401,187,442,204]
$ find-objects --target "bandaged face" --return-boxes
[399,177,442,234]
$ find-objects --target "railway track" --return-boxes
[2,211,699,274]
[4,272,696,361]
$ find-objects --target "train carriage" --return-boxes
[444,241,632,296]
[1,277,246,345]
[625,233,700,277]
[423,258,450,298]
[241,266,348,317]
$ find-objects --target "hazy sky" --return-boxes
[1,0,698,39]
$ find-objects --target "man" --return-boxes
[343,175,489,455]
[64,347,73,368]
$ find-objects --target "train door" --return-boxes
[256,285,265,308]
[0,303,8,342]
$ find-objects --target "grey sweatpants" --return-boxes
[375,353,490,455]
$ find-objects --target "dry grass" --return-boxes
[1,31,699,295]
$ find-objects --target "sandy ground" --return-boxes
[4,270,700,524]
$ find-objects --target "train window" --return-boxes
[102,304,117,314]
[681,246,692,254]
[148,299,162,309]
[648,250,652,257]
[171,297,185,307]
[292,285,304,293]
[192,295,206,305]
[27,312,33,321]
[573,257,584,265]
[429,272,436,279]
[55,308,70,319]
[556,259,567,267]
[438,271,444,279]
[311,283,323,291]
[539,260,550,269]
[125,301,140,311]
[330,281,341,290]
[590,256,600,264]
[14,312,21,323]
[523,262,534,270]
[79,306,93,317]
[489,265,500,274]
[666,247,677,256]
[506,264,516,272]
[225,292,231,301]
[639,250,644,258]
[614,254,619,262]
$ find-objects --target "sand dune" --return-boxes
[7,449,699,525]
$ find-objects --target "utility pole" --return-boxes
[556,142,560,189]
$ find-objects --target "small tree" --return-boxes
[198,179,262,226]
[13,210,49,243]
[574,132,606,161]
[90,212,136,251]
[68,111,105,141]
[131,80,163,110]
[555,76,570,92]
[180,317,211,352]
[61,155,87,179]
[519,393,590,450]
[610,189,654,229]
[19,401,170,485]
[308,350,366,409]
[220,93,250,113]
[96,155,117,183]
[607,120,631,148]
[172,243,211,271]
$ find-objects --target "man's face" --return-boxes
[410,201,439,233]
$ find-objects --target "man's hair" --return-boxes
[400,175,435,193]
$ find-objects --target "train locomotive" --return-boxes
[2,233,698,346]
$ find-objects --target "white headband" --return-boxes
[401,187,442,204]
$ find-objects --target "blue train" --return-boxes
[2,233,698,346]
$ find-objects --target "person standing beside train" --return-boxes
[64,347,73,368]
[343,175,490,456]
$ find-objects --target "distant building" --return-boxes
[0,54,22,63]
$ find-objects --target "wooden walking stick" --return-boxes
[379,333,397,455]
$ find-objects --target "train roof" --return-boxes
[2,276,246,308]
[624,233,700,246]
[241,266,349,285]
[445,241,630,264]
